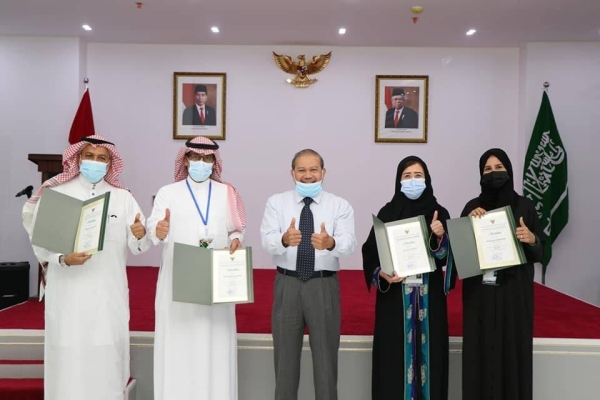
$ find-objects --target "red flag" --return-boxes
[68,88,95,144]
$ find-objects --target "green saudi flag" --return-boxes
[522,91,569,283]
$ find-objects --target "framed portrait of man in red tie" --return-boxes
[375,75,429,143]
[173,72,226,140]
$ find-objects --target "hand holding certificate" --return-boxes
[471,207,526,270]
[372,215,436,278]
[31,189,110,255]
[447,206,526,279]
[172,243,254,305]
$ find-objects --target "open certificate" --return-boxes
[31,189,110,255]
[471,207,526,270]
[372,215,436,277]
[212,250,249,303]
[74,196,109,254]
[172,243,254,305]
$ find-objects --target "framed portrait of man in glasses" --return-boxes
[375,75,429,143]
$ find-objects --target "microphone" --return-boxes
[15,185,34,199]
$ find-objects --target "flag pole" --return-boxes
[543,81,549,91]
[83,77,89,90]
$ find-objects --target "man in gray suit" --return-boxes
[260,149,357,400]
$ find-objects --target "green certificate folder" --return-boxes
[31,189,110,255]
[447,206,527,279]
[372,214,436,277]
[172,243,254,305]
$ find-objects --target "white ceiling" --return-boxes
[1,0,599,47]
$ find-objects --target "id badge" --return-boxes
[482,271,497,285]
[199,238,214,249]
[405,274,423,287]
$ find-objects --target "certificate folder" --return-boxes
[172,243,254,305]
[446,217,484,279]
[31,189,110,255]
[372,214,436,278]
[447,206,527,279]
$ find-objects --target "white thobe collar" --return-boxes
[77,174,107,198]
[186,176,211,190]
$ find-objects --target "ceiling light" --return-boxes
[466,29,476,36]
[211,26,220,33]
[82,24,92,31]
[338,28,346,35]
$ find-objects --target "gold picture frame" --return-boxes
[173,72,226,140]
[375,75,429,143]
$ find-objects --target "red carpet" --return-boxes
[1,267,600,339]
[0,379,43,400]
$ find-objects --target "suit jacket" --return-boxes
[384,106,419,129]
[182,104,217,126]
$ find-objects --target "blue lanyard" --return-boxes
[185,180,212,227]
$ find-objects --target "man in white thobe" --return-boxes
[21,135,151,400]
[147,136,247,400]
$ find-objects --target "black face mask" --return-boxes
[481,171,509,189]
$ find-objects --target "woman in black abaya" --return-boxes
[362,156,454,400]
[461,148,545,400]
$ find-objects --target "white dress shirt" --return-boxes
[260,189,356,271]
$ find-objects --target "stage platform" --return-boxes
[1,267,600,399]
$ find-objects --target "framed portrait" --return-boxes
[173,72,226,140]
[375,75,429,143]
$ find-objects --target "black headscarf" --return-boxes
[478,148,520,211]
[378,156,440,225]
[362,156,445,289]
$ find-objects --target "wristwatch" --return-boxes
[59,255,70,267]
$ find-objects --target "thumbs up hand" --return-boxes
[468,207,487,218]
[130,212,146,239]
[156,208,170,240]
[282,218,302,247]
[430,210,445,239]
[516,216,536,244]
[311,222,335,251]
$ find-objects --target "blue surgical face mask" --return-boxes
[400,178,426,200]
[80,160,108,183]
[295,181,323,198]
[188,161,213,182]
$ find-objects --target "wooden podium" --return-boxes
[27,154,63,296]
[28,154,63,183]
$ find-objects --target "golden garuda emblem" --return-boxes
[272,51,332,88]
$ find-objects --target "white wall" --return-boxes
[2,37,598,306]
[84,43,519,272]
[519,42,600,305]
[0,36,83,295]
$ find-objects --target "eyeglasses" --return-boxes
[80,154,110,164]
[186,153,215,163]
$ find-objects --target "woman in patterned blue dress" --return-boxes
[362,156,454,400]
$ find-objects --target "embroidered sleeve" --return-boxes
[371,266,382,290]
[429,232,448,260]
